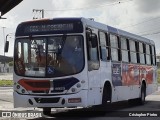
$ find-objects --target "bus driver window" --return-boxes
[15,44,25,75]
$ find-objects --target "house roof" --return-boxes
[0,55,13,64]
[0,0,23,16]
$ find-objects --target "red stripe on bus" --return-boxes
[18,79,50,91]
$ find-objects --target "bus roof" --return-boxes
[81,17,155,45]
[16,17,155,45]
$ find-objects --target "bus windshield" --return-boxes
[14,35,84,77]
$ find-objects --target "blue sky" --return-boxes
[1,0,160,56]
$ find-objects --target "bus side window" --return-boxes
[145,44,151,65]
[129,40,137,63]
[151,46,156,65]
[120,37,129,62]
[135,41,140,63]
[139,42,145,64]
[99,31,109,61]
[110,34,120,61]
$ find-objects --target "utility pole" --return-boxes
[2,27,6,72]
[33,9,44,19]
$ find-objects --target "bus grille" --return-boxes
[34,97,60,103]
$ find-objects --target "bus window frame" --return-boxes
[145,44,152,65]
[120,36,129,63]
[138,42,146,65]
[128,39,138,64]
[86,27,100,71]
[98,30,110,61]
[151,45,156,65]
[109,33,121,62]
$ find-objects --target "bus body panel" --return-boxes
[13,68,90,108]
[13,90,88,108]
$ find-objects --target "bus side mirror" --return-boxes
[4,41,9,53]
[91,34,97,48]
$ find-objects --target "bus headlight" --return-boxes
[67,82,82,93]
[21,89,25,93]
[71,88,76,92]
[76,83,81,88]
[16,85,20,89]
[14,82,28,94]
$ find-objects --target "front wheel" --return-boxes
[101,85,112,111]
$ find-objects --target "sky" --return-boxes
[1,0,160,56]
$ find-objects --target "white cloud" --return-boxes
[135,0,160,13]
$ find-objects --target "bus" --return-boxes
[9,17,157,115]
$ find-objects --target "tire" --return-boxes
[128,84,146,106]
[102,87,111,105]
[101,85,112,111]
[43,108,51,116]
[91,84,112,115]
[138,84,146,105]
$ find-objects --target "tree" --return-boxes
[8,61,13,66]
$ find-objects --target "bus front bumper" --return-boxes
[13,90,88,108]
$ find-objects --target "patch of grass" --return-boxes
[0,80,13,87]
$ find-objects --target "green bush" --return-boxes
[8,61,13,66]
[0,80,13,87]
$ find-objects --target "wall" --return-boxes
[0,63,13,73]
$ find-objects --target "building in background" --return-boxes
[0,55,13,73]
[156,53,160,68]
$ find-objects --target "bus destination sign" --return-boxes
[16,19,84,36]
[24,23,74,33]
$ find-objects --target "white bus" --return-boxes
[9,17,157,115]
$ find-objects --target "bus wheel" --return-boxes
[43,107,51,116]
[102,84,112,109]
[128,84,146,106]
[138,84,146,105]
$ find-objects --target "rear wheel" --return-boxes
[128,83,146,105]
[43,107,51,116]
[138,84,146,105]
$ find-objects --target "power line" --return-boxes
[133,25,160,36]
[134,26,160,35]
[140,31,160,36]
[123,16,160,29]
[45,0,133,12]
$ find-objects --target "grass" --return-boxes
[0,80,13,87]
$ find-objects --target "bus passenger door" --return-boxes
[86,29,101,106]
